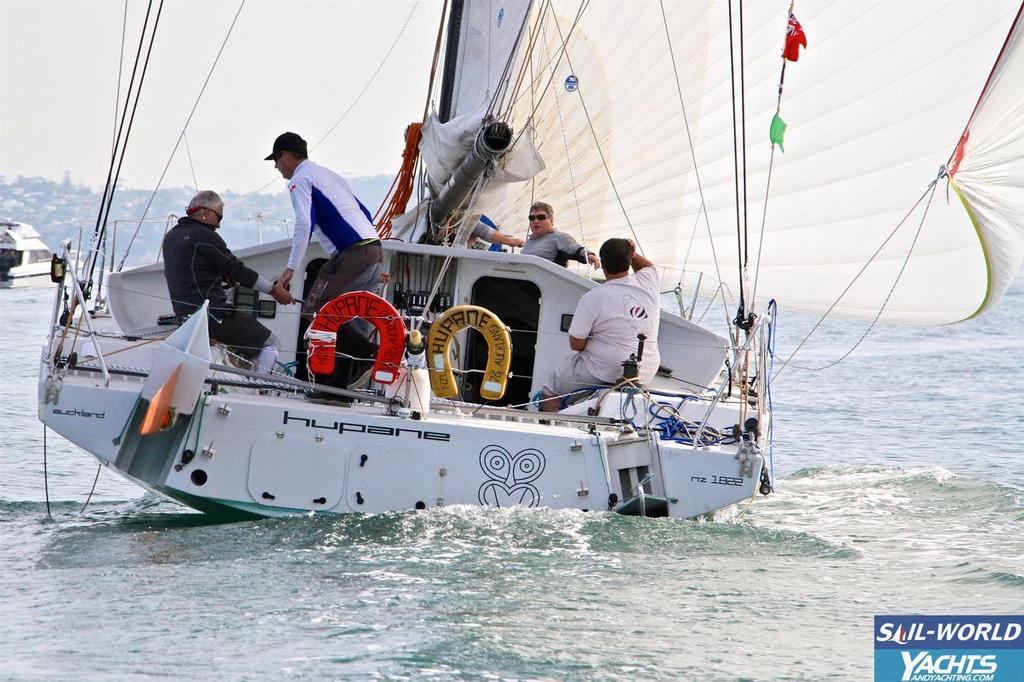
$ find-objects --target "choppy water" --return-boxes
[1,281,1022,681]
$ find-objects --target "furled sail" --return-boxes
[426,0,1024,324]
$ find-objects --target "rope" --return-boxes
[42,425,53,520]
[773,170,944,378]
[658,0,731,329]
[413,175,489,330]
[79,466,102,514]
[118,0,245,270]
[374,123,423,239]
[546,5,645,256]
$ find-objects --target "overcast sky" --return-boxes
[0,0,443,193]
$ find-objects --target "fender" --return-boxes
[306,291,406,385]
[427,305,511,400]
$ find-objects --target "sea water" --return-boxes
[0,279,1021,681]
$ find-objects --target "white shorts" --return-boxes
[543,353,612,397]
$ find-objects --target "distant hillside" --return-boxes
[0,174,395,266]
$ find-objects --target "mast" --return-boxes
[437,0,465,124]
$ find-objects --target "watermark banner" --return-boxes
[875,615,1024,682]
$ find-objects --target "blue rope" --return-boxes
[647,400,736,448]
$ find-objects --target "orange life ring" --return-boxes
[306,291,406,385]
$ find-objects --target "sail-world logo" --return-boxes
[496,8,504,28]
[875,616,1024,682]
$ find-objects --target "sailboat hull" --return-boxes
[39,366,763,519]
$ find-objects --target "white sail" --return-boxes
[948,5,1024,319]
[430,1,1024,323]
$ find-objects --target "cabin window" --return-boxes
[464,276,541,406]
[28,250,49,264]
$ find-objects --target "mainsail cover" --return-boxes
[429,0,1024,324]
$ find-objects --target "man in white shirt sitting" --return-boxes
[540,238,660,412]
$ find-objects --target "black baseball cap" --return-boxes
[265,132,307,161]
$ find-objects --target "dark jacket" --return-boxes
[162,216,260,317]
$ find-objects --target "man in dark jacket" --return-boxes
[162,190,293,372]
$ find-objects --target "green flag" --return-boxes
[770,113,787,152]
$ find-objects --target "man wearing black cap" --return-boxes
[266,132,382,310]
[266,132,383,388]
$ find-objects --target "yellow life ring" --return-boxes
[426,305,511,400]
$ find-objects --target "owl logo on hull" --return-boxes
[478,445,546,507]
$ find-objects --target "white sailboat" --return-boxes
[0,221,54,288]
[36,1,1024,519]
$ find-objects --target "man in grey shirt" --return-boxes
[520,201,601,269]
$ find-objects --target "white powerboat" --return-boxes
[0,221,53,289]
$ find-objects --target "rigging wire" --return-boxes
[739,0,750,275]
[111,0,129,159]
[539,20,586,255]
[545,4,645,255]
[750,146,776,310]
[501,0,552,122]
[772,171,944,379]
[95,0,167,280]
[485,0,537,121]
[311,1,421,152]
[752,2,796,311]
[86,0,157,286]
[374,0,446,237]
[726,0,747,318]
[118,0,245,271]
[183,131,200,190]
[658,0,732,331]
[508,0,590,148]
[228,1,422,212]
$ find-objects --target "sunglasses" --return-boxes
[528,214,548,221]
[206,207,223,222]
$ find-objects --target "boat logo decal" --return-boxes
[478,445,545,508]
[51,407,106,419]
[564,75,579,92]
[283,411,450,441]
[496,8,504,28]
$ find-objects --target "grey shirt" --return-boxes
[470,220,498,243]
[521,230,588,267]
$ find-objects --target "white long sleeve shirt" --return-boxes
[286,160,377,270]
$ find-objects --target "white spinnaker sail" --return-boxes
[948,4,1024,319]
[434,0,1023,323]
